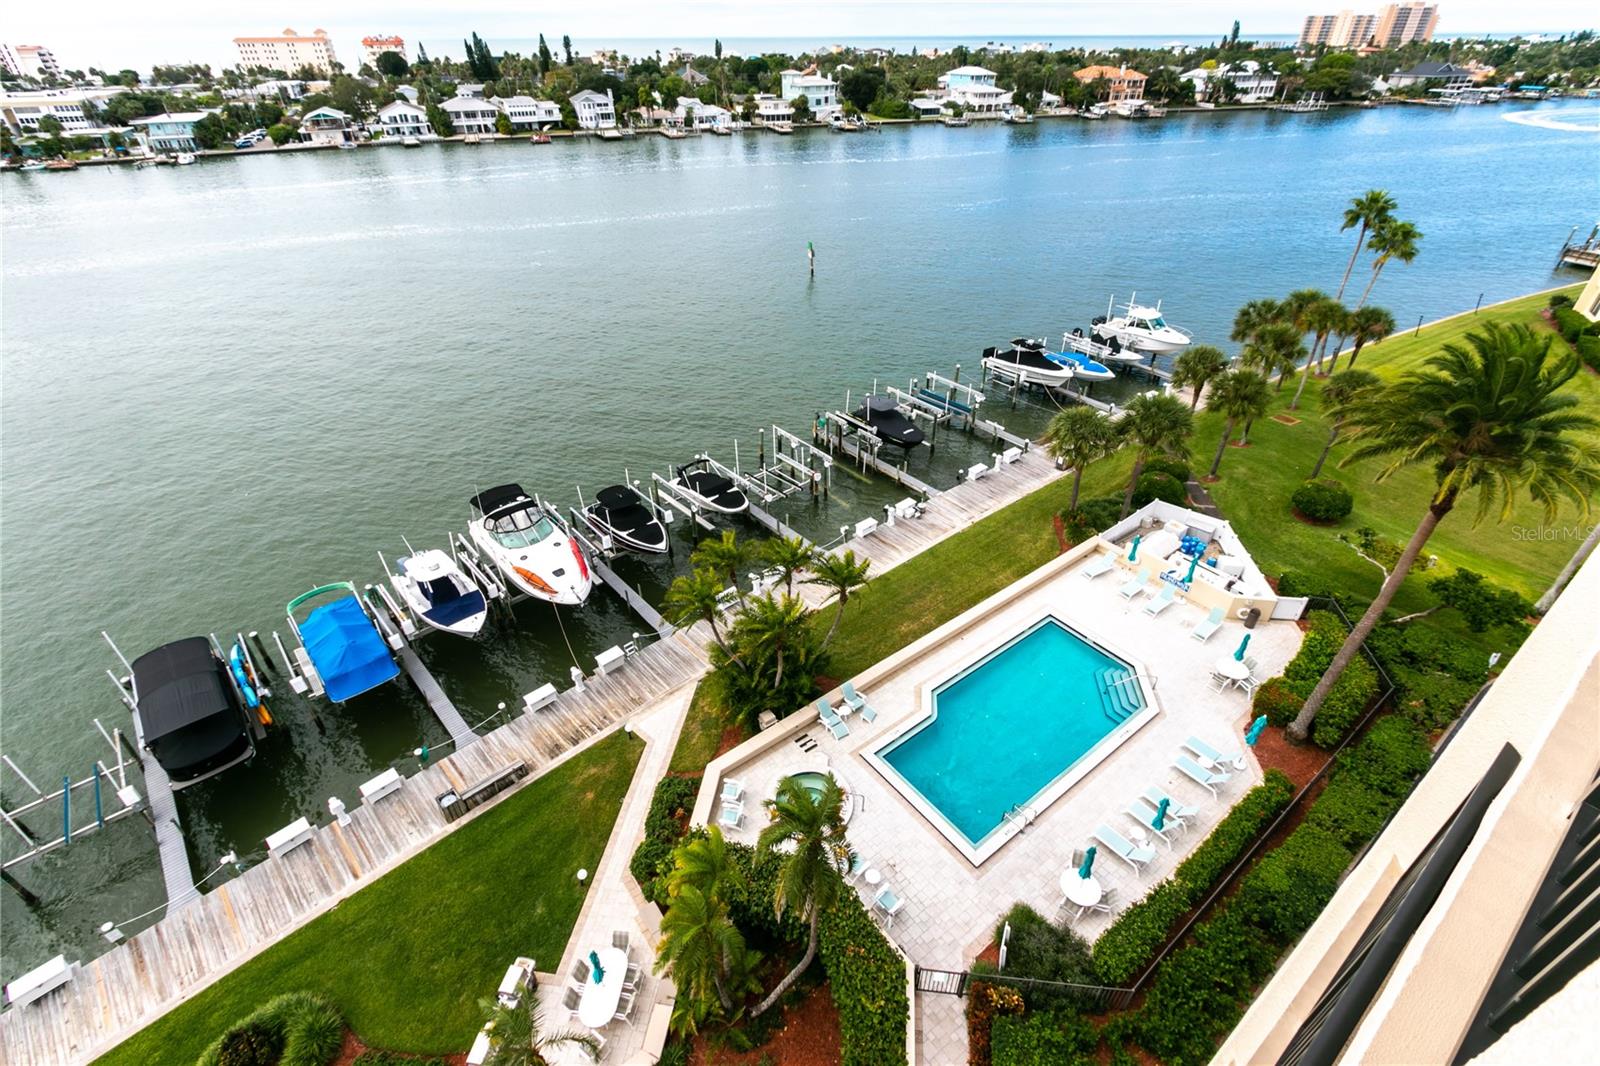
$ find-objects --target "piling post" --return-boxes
[249,631,275,673]
[62,776,71,847]
[1,870,41,906]
[94,766,104,828]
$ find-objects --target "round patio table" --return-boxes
[1213,656,1251,682]
[576,946,629,1029]
[1059,870,1103,910]
[863,867,883,887]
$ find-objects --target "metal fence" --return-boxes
[914,966,1131,1013]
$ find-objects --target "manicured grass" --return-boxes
[669,671,733,774]
[96,731,643,1066]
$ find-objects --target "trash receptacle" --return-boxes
[1243,607,1261,629]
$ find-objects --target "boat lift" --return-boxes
[818,401,941,499]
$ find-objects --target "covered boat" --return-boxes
[391,549,489,637]
[581,485,669,554]
[129,637,257,788]
[853,394,926,448]
[1047,333,1117,381]
[287,583,401,702]
[671,457,748,514]
[468,484,593,605]
[982,344,1075,388]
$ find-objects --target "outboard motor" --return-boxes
[1091,315,1107,326]
[1070,327,1084,338]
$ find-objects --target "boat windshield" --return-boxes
[1145,315,1167,329]
[487,508,558,549]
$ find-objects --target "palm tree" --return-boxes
[1318,304,1357,373]
[1146,65,1182,102]
[1169,344,1230,410]
[478,997,599,1066]
[667,824,742,903]
[655,883,755,1026]
[734,593,810,690]
[1116,393,1194,517]
[1336,190,1397,301]
[761,535,815,595]
[1241,322,1305,389]
[662,568,741,665]
[1231,297,1284,348]
[1342,305,1396,370]
[1534,521,1600,615]
[1288,324,1600,741]
[1307,369,1380,479]
[692,530,750,603]
[750,775,852,1017]
[1355,219,1421,310]
[1204,370,1272,478]
[1043,406,1120,510]
[1283,288,1329,337]
[805,550,871,649]
[1292,299,1348,409]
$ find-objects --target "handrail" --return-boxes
[286,581,357,614]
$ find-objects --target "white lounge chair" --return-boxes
[718,801,744,829]
[1142,584,1177,616]
[1184,735,1246,772]
[1081,554,1115,579]
[1092,824,1157,872]
[841,682,879,723]
[1174,755,1231,796]
[1126,803,1182,846]
[815,699,850,739]
[1191,607,1224,642]
[1118,568,1151,599]
[720,778,744,802]
[1141,787,1201,825]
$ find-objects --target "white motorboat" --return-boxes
[390,548,489,637]
[1044,334,1118,381]
[401,136,422,148]
[1091,295,1193,355]
[468,484,594,605]
[18,160,47,172]
[671,457,749,514]
[580,485,670,554]
[173,153,197,165]
[982,344,1075,388]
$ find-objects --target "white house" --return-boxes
[498,95,562,130]
[570,88,617,129]
[457,83,486,99]
[0,85,128,135]
[674,96,730,131]
[128,111,208,151]
[778,67,839,120]
[376,99,432,138]
[936,65,1013,114]
[752,94,794,125]
[299,105,353,146]
[1180,61,1280,103]
[440,94,500,135]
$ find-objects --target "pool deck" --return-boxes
[698,532,1303,1064]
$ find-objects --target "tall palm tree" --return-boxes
[1307,369,1380,479]
[1355,219,1421,310]
[1242,321,1306,389]
[1292,299,1348,409]
[1231,297,1284,348]
[1205,370,1272,478]
[662,568,741,665]
[1044,406,1121,510]
[750,775,852,1017]
[692,530,750,603]
[655,883,755,1026]
[1343,305,1396,370]
[1289,324,1600,741]
[1336,190,1397,301]
[1169,344,1230,410]
[761,535,815,595]
[1283,288,1329,338]
[805,550,871,649]
[478,997,600,1066]
[734,593,810,690]
[1146,65,1182,101]
[1318,304,1357,373]
[1116,392,1194,517]
[1534,521,1600,615]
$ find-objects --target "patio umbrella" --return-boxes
[1245,714,1268,746]
[1234,632,1252,662]
[1078,845,1097,879]
[1152,797,1171,831]
[1183,555,1200,584]
[1128,535,1141,562]
[589,949,605,984]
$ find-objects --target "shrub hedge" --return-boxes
[990,1009,1099,1066]
[195,992,343,1066]
[1310,653,1380,747]
[352,1054,452,1066]
[1134,471,1189,508]
[1290,479,1354,522]
[967,981,1026,1066]
[1234,824,1353,941]
[1552,305,1598,344]
[1091,771,1294,985]
[819,880,912,1066]
[1142,457,1193,484]
[1251,676,1303,727]
[991,904,1096,1010]
[629,775,702,904]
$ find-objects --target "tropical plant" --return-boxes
[1044,406,1121,510]
[478,996,599,1066]
[732,593,810,690]
[1205,370,1272,478]
[1289,324,1600,741]
[656,882,759,1033]
[691,530,750,602]
[750,774,853,1016]
[1169,344,1230,410]
[1342,305,1396,370]
[667,824,742,902]
[1241,321,1306,389]
[805,550,871,649]
[1116,393,1194,517]
[1231,298,1284,348]
[1355,219,1421,309]
[761,535,815,595]
[1292,299,1349,408]
[662,568,740,664]
[1335,190,1397,301]
[1308,369,1381,479]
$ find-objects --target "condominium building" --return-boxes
[1374,2,1441,46]
[0,86,127,134]
[1074,64,1148,103]
[361,35,405,68]
[1298,10,1380,48]
[233,29,339,75]
[0,44,63,81]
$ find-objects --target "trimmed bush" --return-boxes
[1291,480,1354,522]
[990,1009,1098,1066]
[1310,653,1380,747]
[1235,824,1353,941]
[967,981,1026,1066]
[1133,471,1188,508]
[1552,306,1594,343]
[1305,773,1402,847]
[1133,906,1276,1065]
[196,993,343,1066]
[629,775,702,904]
[1578,333,1600,372]
[1548,292,1573,310]
[1143,456,1192,484]
[1390,665,1479,732]
[992,904,1096,1009]
[217,1024,279,1066]
[819,879,911,1066]
[1251,676,1303,727]
[1076,496,1124,533]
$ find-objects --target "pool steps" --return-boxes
[1095,667,1145,723]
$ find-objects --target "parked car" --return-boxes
[233,136,258,149]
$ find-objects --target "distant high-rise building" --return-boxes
[233,28,339,74]
[1373,2,1440,46]
[0,43,63,80]
[1298,10,1380,49]
[361,35,406,69]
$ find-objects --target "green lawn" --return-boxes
[668,670,731,774]
[97,731,642,1065]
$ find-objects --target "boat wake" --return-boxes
[1502,108,1600,133]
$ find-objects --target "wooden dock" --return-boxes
[0,634,708,1066]
[825,429,942,498]
[743,499,811,544]
[139,757,199,913]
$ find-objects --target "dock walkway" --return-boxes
[0,634,708,1066]
[140,757,198,913]
[396,646,475,748]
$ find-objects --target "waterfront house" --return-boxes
[1181,60,1281,103]
[936,65,1013,115]
[299,105,353,146]
[752,94,794,125]
[498,95,562,131]
[570,89,617,129]
[677,64,709,88]
[1074,63,1148,103]
[778,67,840,120]
[457,83,486,99]
[129,111,208,152]
[675,96,731,131]
[631,105,678,128]
[440,94,500,135]
[247,78,307,102]
[1387,61,1472,90]
[376,99,432,139]
[1040,89,1064,110]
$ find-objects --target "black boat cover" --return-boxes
[855,395,926,448]
[994,347,1062,371]
[589,485,667,548]
[131,638,250,780]
[470,483,533,518]
[677,463,747,510]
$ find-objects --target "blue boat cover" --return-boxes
[301,595,400,702]
[425,589,487,628]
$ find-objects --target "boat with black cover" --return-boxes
[671,457,749,514]
[981,344,1076,388]
[853,394,926,448]
[580,485,670,554]
[127,637,258,788]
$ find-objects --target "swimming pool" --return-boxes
[871,616,1152,863]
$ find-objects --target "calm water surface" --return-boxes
[2,99,1595,978]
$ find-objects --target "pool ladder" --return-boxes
[1003,803,1040,832]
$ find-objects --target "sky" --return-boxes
[5,1,1595,73]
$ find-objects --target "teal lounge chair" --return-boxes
[815,699,850,739]
[842,681,879,723]
[1191,607,1224,642]
[1142,787,1200,824]
[1125,804,1181,846]
[1081,554,1114,579]
[1092,824,1157,872]
[1142,583,1177,616]
[1118,568,1151,599]
[1184,735,1246,771]
[1174,755,1231,796]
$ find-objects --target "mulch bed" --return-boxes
[328,1030,465,1066]
[1248,724,1328,791]
[1288,507,1341,527]
[1270,413,1302,426]
[689,982,843,1066]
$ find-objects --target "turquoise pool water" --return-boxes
[878,618,1137,847]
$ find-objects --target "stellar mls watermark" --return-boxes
[1511,524,1598,542]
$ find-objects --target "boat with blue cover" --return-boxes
[1043,333,1117,381]
[286,582,401,702]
